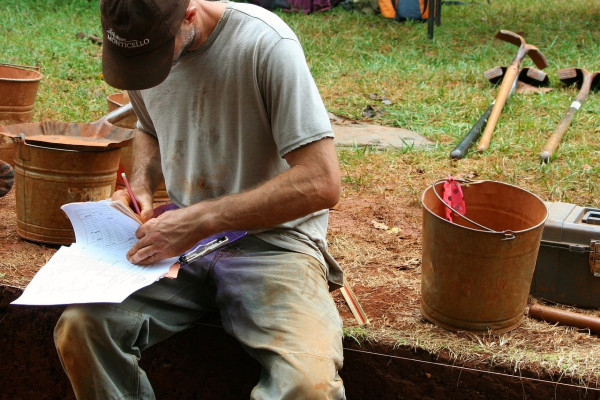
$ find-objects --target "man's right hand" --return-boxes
[112,187,154,223]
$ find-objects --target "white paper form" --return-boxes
[12,200,177,306]
[62,200,140,253]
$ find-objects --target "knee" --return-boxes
[265,353,345,399]
[54,305,104,360]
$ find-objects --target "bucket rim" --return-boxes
[421,179,549,236]
[0,63,43,82]
[15,141,121,154]
[0,75,43,83]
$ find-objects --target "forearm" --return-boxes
[130,129,163,194]
[188,138,341,237]
[127,138,340,265]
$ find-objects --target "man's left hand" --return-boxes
[126,206,204,265]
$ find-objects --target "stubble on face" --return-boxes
[173,26,196,65]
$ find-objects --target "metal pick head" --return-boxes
[496,30,525,47]
[527,48,549,70]
[495,30,549,69]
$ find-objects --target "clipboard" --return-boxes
[152,203,247,265]
[178,230,247,265]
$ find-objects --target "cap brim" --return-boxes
[102,38,175,91]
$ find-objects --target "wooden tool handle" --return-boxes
[477,66,520,152]
[529,303,600,334]
[540,102,581,163]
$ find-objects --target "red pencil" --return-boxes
[120,172,141,215]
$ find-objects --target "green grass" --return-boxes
[343,325,371,345]
[1,0,599,207]
[1,0,107,121]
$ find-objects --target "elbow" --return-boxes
[318,166,341,210]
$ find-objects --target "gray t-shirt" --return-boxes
[128,2,343,289]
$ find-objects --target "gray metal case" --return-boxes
[530,201,600,308]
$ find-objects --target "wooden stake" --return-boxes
[340,278,369,326]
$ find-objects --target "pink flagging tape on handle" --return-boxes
[443,177,466,222]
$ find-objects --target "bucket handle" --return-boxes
[432,179,516,241]
[0,62,41,72]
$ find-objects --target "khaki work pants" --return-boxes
[54,236,345,400]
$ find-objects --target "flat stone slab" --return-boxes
[332,122,434,149]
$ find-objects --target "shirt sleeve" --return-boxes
[260,38,334,158]
[127,90,158,138]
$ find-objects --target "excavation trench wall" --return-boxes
[1,285,598,400]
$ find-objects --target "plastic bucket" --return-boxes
[0,64,42,124]
[420,180,548,334]
[107,92,169,202]
[14,142,120,245]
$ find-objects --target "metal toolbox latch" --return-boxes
[583,210,600,225]
[590,240,600,277]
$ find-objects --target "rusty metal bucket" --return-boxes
[14,143,120,244]
[107,92,169,202]
[420,180,548,334]
[0,105,135,244]
[0,63,42,124]
[0,102,135,166]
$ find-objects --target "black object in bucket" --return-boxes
[421,179,548,334]
[0,160,14,198]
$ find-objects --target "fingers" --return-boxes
[140,203,155,223]
[128,241,178,265]
[127,229,161,265]
[134,190,154,222]
[127,243,162,265]
[111,189,130,205]
[113,187,154,221]
[126,207,199,265]
[127,221,176,265]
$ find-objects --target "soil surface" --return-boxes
[2,158,600,394]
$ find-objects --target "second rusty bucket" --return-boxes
[420,180,548,334]
[0,63,42,124]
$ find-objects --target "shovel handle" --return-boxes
[477,65,520,152]
[540,101,581,163]
[450,102,494,160]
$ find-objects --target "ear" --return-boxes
[183,4,197,24]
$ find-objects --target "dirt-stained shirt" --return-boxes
[128,1,343,289]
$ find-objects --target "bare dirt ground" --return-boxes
[2,152,600,391]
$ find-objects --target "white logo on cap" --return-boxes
[107,28,150,49]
